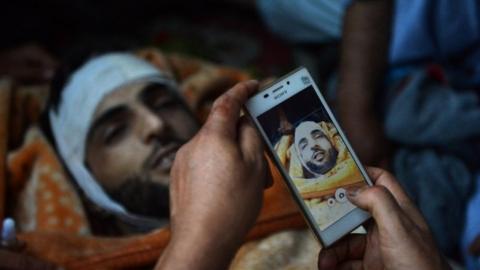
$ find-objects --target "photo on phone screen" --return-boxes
[255,84,369,232]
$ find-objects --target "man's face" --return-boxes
[85,82,198,197]
[295,122,337,175]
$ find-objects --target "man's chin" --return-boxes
[311,160,328,169]
[307,161,334,175]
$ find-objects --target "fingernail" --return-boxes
[245,79,259,86]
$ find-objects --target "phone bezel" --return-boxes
[245,67,373,247]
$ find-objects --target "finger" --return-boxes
[264,156,274,188]
[238,117,268,188]
[264,154,278,189]
[338,260,363,270]
[318,234,366,270]
[366,167,429,230]
[347,185,414,236]
[261,156,272,189]
[204,80,258,139]
[238,116,263,160]
[366,167,411,204]
[169,143,190,218]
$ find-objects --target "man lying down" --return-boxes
[43,50,199,235]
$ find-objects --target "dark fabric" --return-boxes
[385,71,480,145]
[385,69,480,255]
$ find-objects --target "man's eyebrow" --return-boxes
[90,106,129,132]
[311,129,323,136]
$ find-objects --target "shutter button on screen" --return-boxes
[327,198,336,207]
[335,188,348,203]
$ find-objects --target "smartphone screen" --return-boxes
[246,68,371,245]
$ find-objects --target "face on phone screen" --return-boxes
[256,85,369,231]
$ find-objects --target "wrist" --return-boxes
[156,225,242,270]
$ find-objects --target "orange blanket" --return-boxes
[3,48,305,269]
[8,127,90,235]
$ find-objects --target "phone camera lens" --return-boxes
[286,81,290,85]
[264,93,269,98]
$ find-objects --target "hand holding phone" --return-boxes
[157,80,269,270]
[318,167,450,270]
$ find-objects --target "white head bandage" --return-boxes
[49,53,175,229]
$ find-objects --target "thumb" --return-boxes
[347,186,408,233]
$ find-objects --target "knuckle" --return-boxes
[382,170,394,179]
[233,81,248,92]
[211,97,231,118]
[227,92,242,107]
[365,186,390,202]
[177,140,194,156]
[175,146,187,159]
[379,169,395,182]
[212,94,227,108]
[198,127,214,140]
[197,128,208,138]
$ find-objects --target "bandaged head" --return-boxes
[49,53,176,230]
[294,121,338,177]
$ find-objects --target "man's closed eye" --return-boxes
[299,138,308,150]
[102,123,128,145]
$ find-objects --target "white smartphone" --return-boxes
[245,67,373,247]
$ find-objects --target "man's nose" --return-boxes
[137,106,167,144]
[311,145,322,151]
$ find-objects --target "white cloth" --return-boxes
[49,53,175,229]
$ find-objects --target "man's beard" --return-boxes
[305,148,338,175]
[108,174,170,220]
[110,138,187,220]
